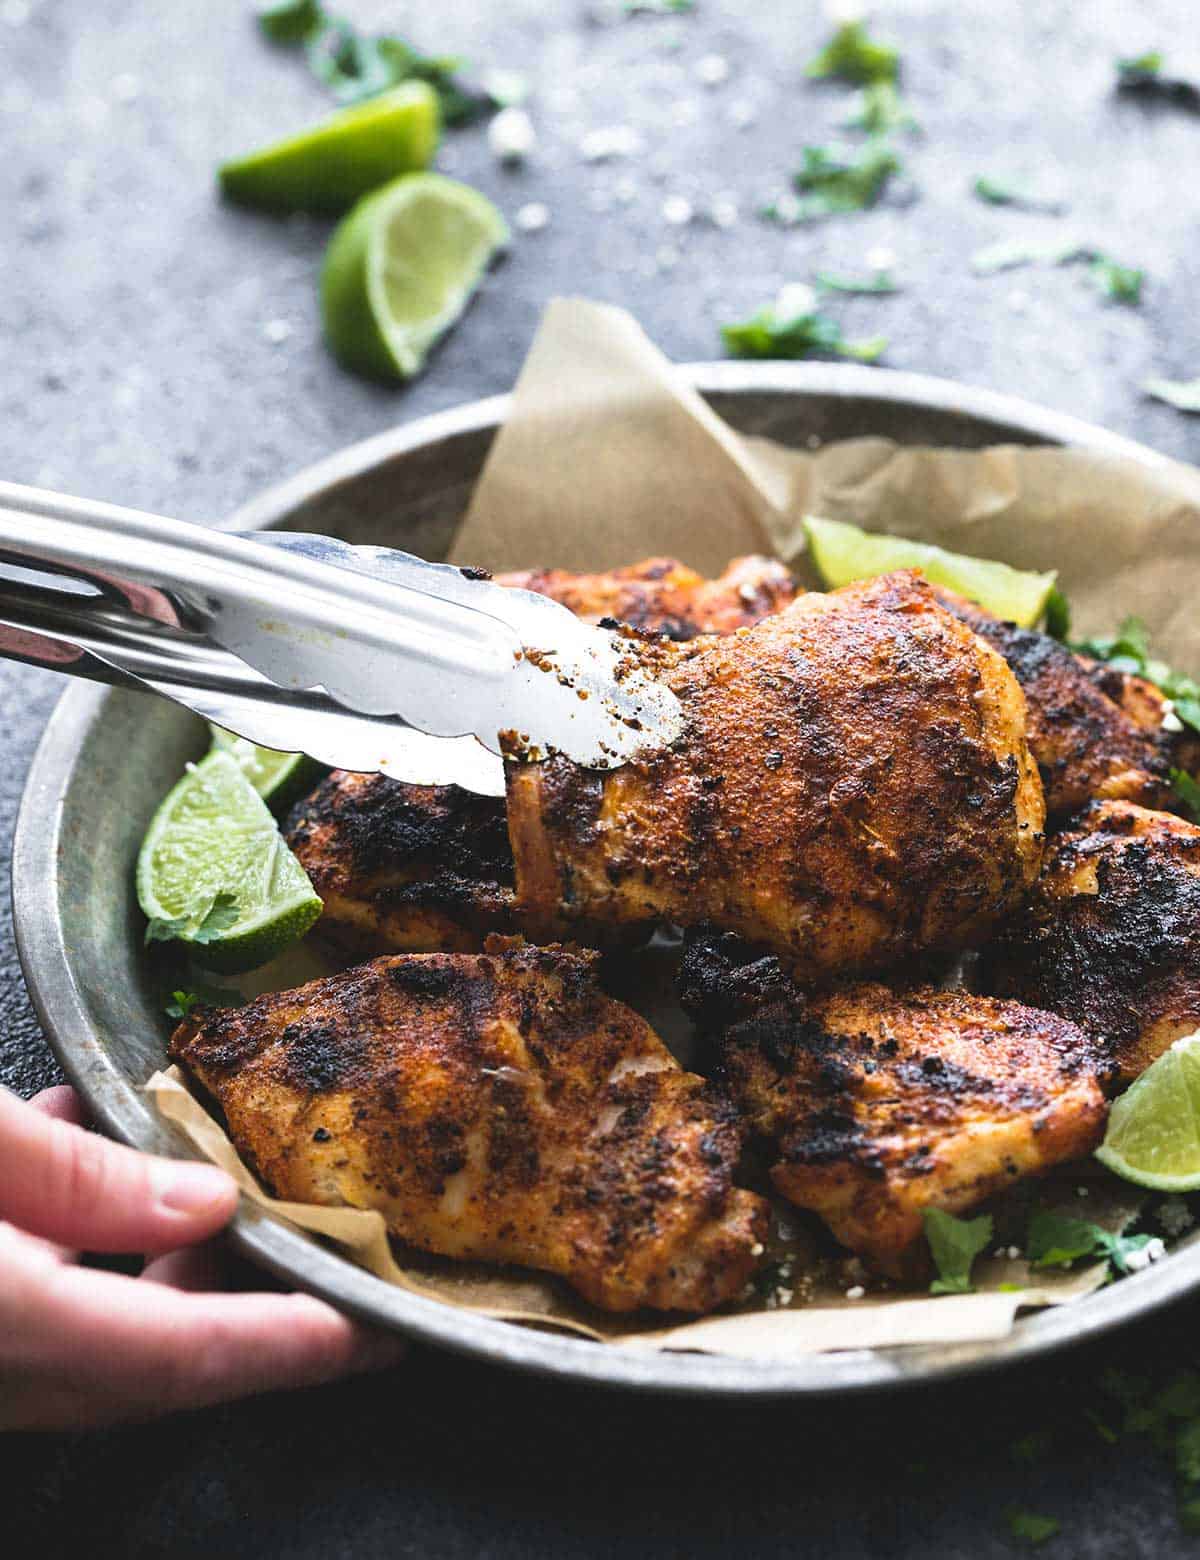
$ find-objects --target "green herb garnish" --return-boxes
[814,268,899,294]
[806,21,898,85]
[252,2,490,125]
[1026,1210,1152,1276]
[1118,51,1164,81]
[1074,615,1200,736]
[146,891,243,948]
[721,285,886,364]
[972,174,1066,213]
[1144,377,1200,412]
[923,1207,993,1294]
[1171,770,1200,822]
[165,983,243,1020]
[1092,257,1144,303]
[622,0,695,11]
[841,81,920,135]
[780,140,902,221]
[971,236,1094,274]
[1042,585,1072,640]
[1116,52,1200,110]
[1005,1508,1061,1546]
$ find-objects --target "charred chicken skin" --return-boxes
[982,800,1200,1086]
[286,556,799,956]
[497,554,798,639]
[934,589,1182,818]
[507,571,1046,981]
[679,933,1106,1277]
[169,939,768,1314]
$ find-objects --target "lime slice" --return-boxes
[1096,1032,1200,1191]
[320,172,508,382]
[803,514,1058,628]
[208,725,323,816]
[137,750,322,974]
[219,81,440,213]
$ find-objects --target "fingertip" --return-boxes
[148,1160,239,1240]
[28,1085,86,1125]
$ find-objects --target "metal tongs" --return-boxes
[0,482,684,798]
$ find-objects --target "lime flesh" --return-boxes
[219,80,440,213]
[320,172,508,382]
[208,726,323,816]
[137,750,322,974]
[1096,1032,1200,1192]
[803,514,1058,628]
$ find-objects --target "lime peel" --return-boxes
[802,513,1058,628]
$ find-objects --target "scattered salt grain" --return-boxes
[662,194,693,225]
[580,124,643,161]
[670,97,700,128]
[769,191,801,225]
[1076,1185,1090,1198]
[111,73,141,103]
[695,53,730,87]
[1162,700,1184,734]
[1007,288,1031,314]
[1124,1237,1167,1272]
[845,1285,866,1300]
[1006,1246,1021,1261]
[613,174,639,205]
[708,194,739,228]
[262,318,293,345]
[865,245,896,272]
[488,107,536,162]
[515,201,550,232]
[775,282,818,318]
[727,99,757,130]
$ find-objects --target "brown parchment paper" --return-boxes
[148,295,1191,1360]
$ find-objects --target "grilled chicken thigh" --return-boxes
[287,556,798,955]
[508,572,1046,980]
[497,554,797,639]
[983,800,1200,1085]
[935,589,1182,818]
[678,936,1105,1276]
[170,939,768,1314]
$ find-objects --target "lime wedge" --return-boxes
[219,81,440,213]
[803,514,1058,628]
[320,172,508,382]
[208,725,323,816]
[1096,1032,1200,1191]
[137,750,322,974]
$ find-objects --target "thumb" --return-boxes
[0,1086,238,1254]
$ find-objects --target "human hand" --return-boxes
[0,1084,403,1430]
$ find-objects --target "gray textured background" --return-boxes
[4,1,1200,1554]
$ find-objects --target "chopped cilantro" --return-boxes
[256,0,322,43]
[1116,52,1200,110]
[971,236,1094,274]
[250,2,490,125]
[1181,1497,1200,1536]
[165,983,243,1021]
[721,285,886,363]
[1074,615,1200,737]
[622,0,695,11]
[146,891,242,949]
[814,269,899,294]
[923,1207,992,1294]
[1042,585,1072,641]
[1172,770,1200,822]
[1144,377,1200,413]
[841,81,920,136]
[1092,258,1144,303]
[1005,1508,1060,1546]
[806,21,898,85]
[777,140,902,222]
[1026,1210,1152,1276]
[973,174,1066,213]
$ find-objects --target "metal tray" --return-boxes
[14,362,1197,1398]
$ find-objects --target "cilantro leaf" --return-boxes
[1172,770,1200,822]
[1117,52,1200,111]
[973,174,1066,214]
[806,22,898,85]
[1042,585,1072,641]
[1092,258,1144,304]
[721,285,886,364]
[623,0,695,11]
[1144,377,1200,413]
[1027,1210,1153,1276]
[1073,615,1200,738]
[841,82,920,136]
[815,269,899,294]
[146,891,242,949]
[971,236,1095,274]
[165,982,243,1021]
[774,140,902,222]
[1005,1508,1060,1546]
[923,1207,993,1294]
[256,0,322,43]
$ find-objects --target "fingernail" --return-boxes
[154,1161,235,1215]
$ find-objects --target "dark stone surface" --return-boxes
[4,0,1200,1553]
